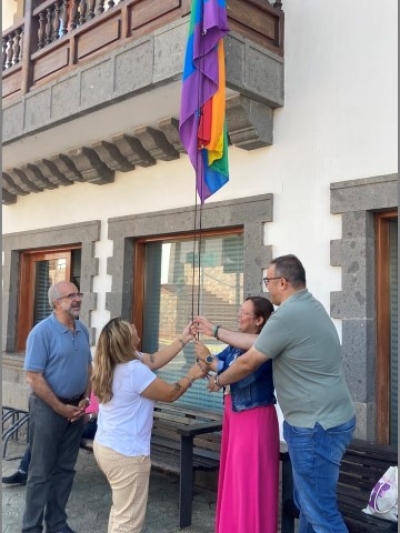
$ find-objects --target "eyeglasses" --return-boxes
[238,309,255,317]
[56,292,84,300]
[263,277,281,285]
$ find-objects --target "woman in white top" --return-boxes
[92,317,205,533]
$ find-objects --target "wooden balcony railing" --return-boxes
[2,0,283,101]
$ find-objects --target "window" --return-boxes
[17,247,82,351]
[376,212,398,446]
[134,230,244,411]
[330,174,397,442]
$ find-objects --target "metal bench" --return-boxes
[2,407,30,459]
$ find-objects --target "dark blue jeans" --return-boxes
[284,416,356,533]
[22,394,83,533]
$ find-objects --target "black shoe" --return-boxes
[54,526,78,533]
[2,470,27,485]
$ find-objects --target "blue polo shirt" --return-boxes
[24,313,91,399]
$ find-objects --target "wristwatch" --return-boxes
[205,354,213,365]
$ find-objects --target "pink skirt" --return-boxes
[216,395,280,533]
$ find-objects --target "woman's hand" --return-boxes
[207,378,222,393]
[180,321,195,344]
[186,361,208,382]
[194,341,218,373]
[194,340,211,363]
[192,316,215,337]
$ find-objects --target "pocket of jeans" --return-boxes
[290,424,314,436]
[285,423,315,452]
[328,415,356,435]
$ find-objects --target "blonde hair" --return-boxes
[92,318,139,403]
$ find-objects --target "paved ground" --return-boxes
[2,441,216,533]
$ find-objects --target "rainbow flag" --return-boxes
[179,0,229,203]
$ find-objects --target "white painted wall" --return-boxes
[3,0,397,339]
[2,0,19,30]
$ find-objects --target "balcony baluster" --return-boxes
[38,11,46,49]
[88,0,96,20]
[60,0,69,36]
[98,0,105,15]
[12,29,22,65]
[70,0,79,31]
[53,0,61,40]
[6,35,14,68]
[2,36,9,70]
[18,31,23,63]
[45,7,53,45]
[79,0,87,25]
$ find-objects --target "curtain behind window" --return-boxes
[142,233,244,412]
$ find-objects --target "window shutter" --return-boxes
[142,233,244,412]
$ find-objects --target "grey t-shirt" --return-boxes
[255,289,355,429]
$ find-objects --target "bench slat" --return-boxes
[336,441,398,533]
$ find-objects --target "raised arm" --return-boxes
[141,322,194,371]
[213,346,268,388]
[193,315,257,350]
[140,362,206,402]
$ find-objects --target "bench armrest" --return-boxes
[177,421,222,437]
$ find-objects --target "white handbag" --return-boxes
[362,465,398,523]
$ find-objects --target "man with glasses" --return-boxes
[196,255,355,533]
[22,281,92,533]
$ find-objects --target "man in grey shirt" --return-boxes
[198,255,355,533]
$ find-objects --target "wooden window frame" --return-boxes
[16,245,80,351]
[375,210,397,444]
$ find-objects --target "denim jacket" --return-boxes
[216,345,276,413]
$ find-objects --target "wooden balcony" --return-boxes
[2,0,284,102]
[2,0,284,205]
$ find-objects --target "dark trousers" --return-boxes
[19,445,32,473]
[22,394,83,533]
[19,420,97,474]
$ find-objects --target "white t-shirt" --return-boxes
[95,359,157,456]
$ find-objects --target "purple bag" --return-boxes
[362,466,398,523]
